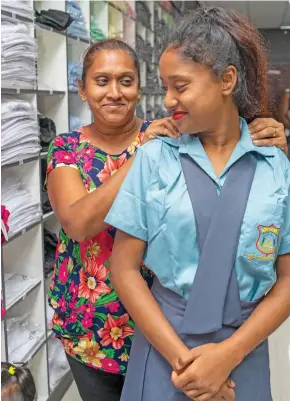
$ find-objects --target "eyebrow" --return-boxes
[92,71,135,77]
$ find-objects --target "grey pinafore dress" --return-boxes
[121,152,273,401]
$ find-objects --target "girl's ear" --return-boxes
[222,65,238,96]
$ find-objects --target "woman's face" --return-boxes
[80,50,140,127]
[159,48,231,135]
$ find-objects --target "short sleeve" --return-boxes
[105,142,160,241]
[278,160,290,255]
[45,134,78,187]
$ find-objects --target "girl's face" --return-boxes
[159,48,236,134]
[79,50,140,127]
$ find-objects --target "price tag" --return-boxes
[19,160,24,166]
[22,228,26,235]
[16,88,20,94]
[12,13,16,19]
[49,90,53,95]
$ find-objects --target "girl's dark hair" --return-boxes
[1,363,36,401]
[163,7,272,120]
[81,39,140,88]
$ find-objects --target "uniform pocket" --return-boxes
[239,202,285,268]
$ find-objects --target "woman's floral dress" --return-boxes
[46,121,153,375]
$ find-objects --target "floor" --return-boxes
[62,317,290,401]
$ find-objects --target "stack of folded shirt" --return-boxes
[1,173,42,236]
[1,0,34,19]
[48,337,70,390]
[66,0,89,41]
[68,62,82,91]
[1,96,40,166]
[7,314,44,363]
[1,16,37,89]
[90,16,106,42]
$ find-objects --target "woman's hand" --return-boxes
[142,117,180,144]
[248,118,287,154]
[171,342,239,401]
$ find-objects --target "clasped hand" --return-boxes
[171,342,238,401]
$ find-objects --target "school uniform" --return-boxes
[105,118,290,401]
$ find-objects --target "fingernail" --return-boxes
[253,140,259,145]
[176,359,181,370]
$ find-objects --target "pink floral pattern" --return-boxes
[46,123,153,375]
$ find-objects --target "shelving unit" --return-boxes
[1,1,184,400]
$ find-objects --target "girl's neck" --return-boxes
[198,109,241,177]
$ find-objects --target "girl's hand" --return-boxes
[248,118,287,154]
[200,380,235,401]
[171,342,239,401]
[142,117,180,145]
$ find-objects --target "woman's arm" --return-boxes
[173,253,290,400]
[47,118,179,242]
[47,156,135,242]
[278,91,290,130]
[109,230,189,367]
[248,117,287,154]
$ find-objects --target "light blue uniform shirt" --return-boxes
[105,118,290,301]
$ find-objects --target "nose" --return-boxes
[107,81,122,100]
[164,88,178,111]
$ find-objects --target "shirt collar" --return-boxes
[179,117,275,158]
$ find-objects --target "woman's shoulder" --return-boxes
[50,130,82,149]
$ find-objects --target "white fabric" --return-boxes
[4,273,40,308]
[1,173,42,236]
[1,0,34,19]
[48,337,70,390]
[1,17,37,88]
[7,314,44,363]
[1,96,40,165]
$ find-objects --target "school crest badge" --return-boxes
[256,224,280,255]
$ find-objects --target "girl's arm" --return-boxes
[173,253,290,400]
[109,230,188,367]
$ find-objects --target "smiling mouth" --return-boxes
[103,104,125,108]
[173,112,187,121]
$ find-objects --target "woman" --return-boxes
[46,39,287,401]
[106,9,290,401]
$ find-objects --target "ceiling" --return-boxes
[184,1,290,29]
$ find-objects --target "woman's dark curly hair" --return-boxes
[163,7,272,121]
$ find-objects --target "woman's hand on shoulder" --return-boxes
[142,117,180,145]
[248,118,287,154]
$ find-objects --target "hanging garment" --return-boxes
[44,228,58,278]
[39,116,56,151]
[119,152,273,401]
[1,204,10,244]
